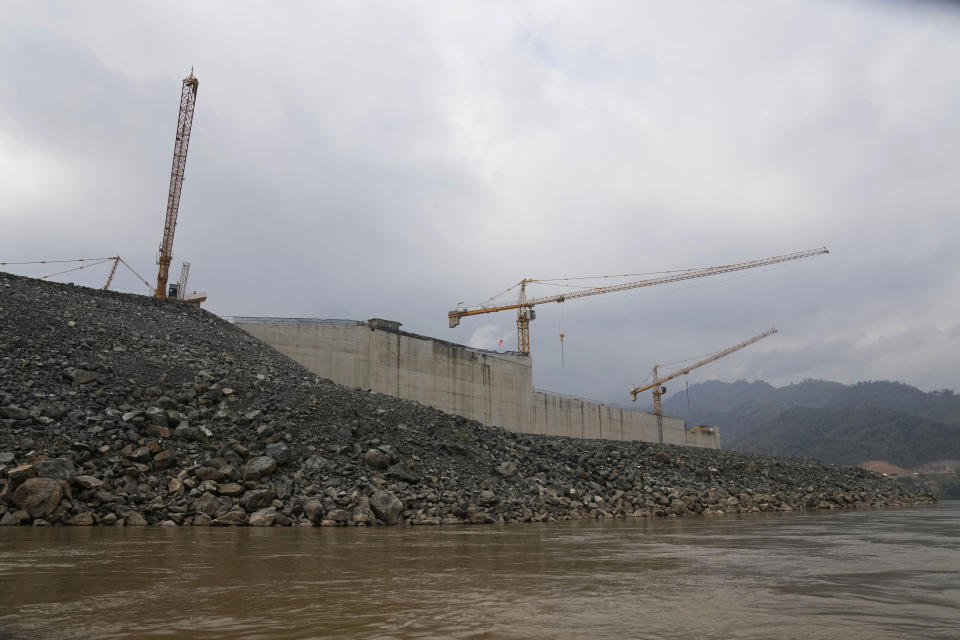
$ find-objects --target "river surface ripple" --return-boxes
[1,502,958,639]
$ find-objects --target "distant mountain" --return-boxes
[661,379,960,467]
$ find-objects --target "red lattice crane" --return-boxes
[155,70,199,299]
[448,247,827,354]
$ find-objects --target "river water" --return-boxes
[0,502,957,640]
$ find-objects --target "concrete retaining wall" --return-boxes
[232,317,720,449]
[531,392,671,443]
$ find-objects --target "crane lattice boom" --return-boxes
[155,71,199,299]
[176,261,191,300]
[448,247,826,353]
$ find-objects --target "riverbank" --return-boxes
[0,272,934,527]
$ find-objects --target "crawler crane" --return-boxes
[155,70,199,300]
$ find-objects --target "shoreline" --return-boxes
[0,497,944,531]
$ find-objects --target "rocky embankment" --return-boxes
[0,272,934,527]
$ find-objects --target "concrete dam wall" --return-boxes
[231,317,720,449]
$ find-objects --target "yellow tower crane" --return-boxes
[629,327,778,443]
[448,248,826,354]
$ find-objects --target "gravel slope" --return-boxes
[0,272,934,527]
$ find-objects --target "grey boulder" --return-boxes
[370,489,403,525]
[13,477,63,519]
[243,456,278,481]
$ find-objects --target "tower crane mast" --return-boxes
[155,70,199,299]
[448,247,826,354]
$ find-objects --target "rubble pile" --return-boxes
[0,272,934,527]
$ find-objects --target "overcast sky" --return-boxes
[2,1,959,408]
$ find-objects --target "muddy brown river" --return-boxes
[1,502,958,639]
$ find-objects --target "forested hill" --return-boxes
[661,379,960,467]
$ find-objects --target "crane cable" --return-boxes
[558,302,566,368]
[39,259,115,280]
[660,345,735,369]
[2,256,152,291]
[471,261,794,310]
[116,258,152,290]
[568,263,796,306]
[632,369,655,394]
[532,267,714,283]
[0,257,117,266]
[469,281,523,309]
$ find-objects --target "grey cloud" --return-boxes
[2,0,959,403]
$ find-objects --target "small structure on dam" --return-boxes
[231,317,721,449]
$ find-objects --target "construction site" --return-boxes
[3,70,830,451]
[0,67,937,536]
